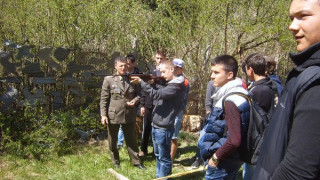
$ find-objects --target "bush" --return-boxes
[0,103,101,160]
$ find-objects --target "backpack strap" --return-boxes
[221,92,251,137]
[295,66,320,103]
[266,80,279,118]
[222,92,251,111]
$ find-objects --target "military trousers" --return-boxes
[107,122,140,165]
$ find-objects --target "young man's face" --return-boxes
[155,53,166,66]
[159,64,174,81]
[210,64,233,87]
[245,66,254,81]
[289,0,320,51]
[175,66,184,75]
[127,60,135,70]
[115,61,127,75]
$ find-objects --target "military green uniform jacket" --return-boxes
[100,76,140,124]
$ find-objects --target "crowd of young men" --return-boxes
[100,0,320,179]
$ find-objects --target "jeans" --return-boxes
[242,163,255,180]
[152,127,174,179]
[172,111,184,139]
[205,164,239,180]
[196,129,206,160]
[117,125,124,146]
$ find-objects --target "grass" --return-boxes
[0,131,243,180]
[0,131,206,180]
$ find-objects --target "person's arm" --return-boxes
[140,80,181,100]
[205,81,215,114]
[271,85,320,179]
[214,101,242,161]
[132,83,141,106]
[182,79,190,110]
[100,77,110,125]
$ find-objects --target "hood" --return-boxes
[211,78,248,107]
[168,75,184,84]
[289,41,320,69]
[287,41,320,83]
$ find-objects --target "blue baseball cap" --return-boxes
[173,58,185,69]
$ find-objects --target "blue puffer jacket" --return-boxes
[198,94,250,162]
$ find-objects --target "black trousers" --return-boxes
[140,106,153,153]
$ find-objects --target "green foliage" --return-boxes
[0,0,296,115]
[0,103,101,160]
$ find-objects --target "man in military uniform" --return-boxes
[100,56,146,170]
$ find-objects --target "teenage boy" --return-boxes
[253,0,320,179]
[170,58,190,161]
[131,61,186,179]
[242,53,274,180]
[199,55,250,180]
[139,50,167,157]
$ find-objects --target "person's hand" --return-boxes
[101,116,108,125]
[208,154,219,167]
[147,79,154,84]
[130,76,141,84]
[140,107,146,116]
[126,100,135,107]
[206,110,211,115]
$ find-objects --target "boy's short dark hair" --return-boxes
[155,50,167,57]
[264,56,276,75]
[244,53,266,76]
[211,55,238,79]
[126,54,136,63]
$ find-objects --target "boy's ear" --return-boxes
[171,66,175,72]
[227,71,234,80]
[247,67,254,75]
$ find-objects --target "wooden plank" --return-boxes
[32,77,56,85]
[37,48,61,70]
[17,46,34,59]
[54,47,70,61]
[63,77,80,88]
[107,168,129,180]
[0,77,21,83]
[88,57,104,65]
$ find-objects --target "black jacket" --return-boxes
[140,77,186,129]
[253,42,320,179]
[249,77,274,113]
[140,68,166,109]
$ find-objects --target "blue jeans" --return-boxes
[172,111,184,139]
[117,125,124,146]
[205,164,239,180]
[152,127,174,179]
[242,163,255,180]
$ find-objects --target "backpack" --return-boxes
[222,89,277,165]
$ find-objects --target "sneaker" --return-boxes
[191,158,202,169]
[113,163,120,169]
[134,164,147,170]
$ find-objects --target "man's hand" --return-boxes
[206,110,211,115]
[126,100,135,107]
[140,107,146,116]
[147,79,154,84]
[101,116,108,125]
[208,154,219,167]
[130,76,141,84]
